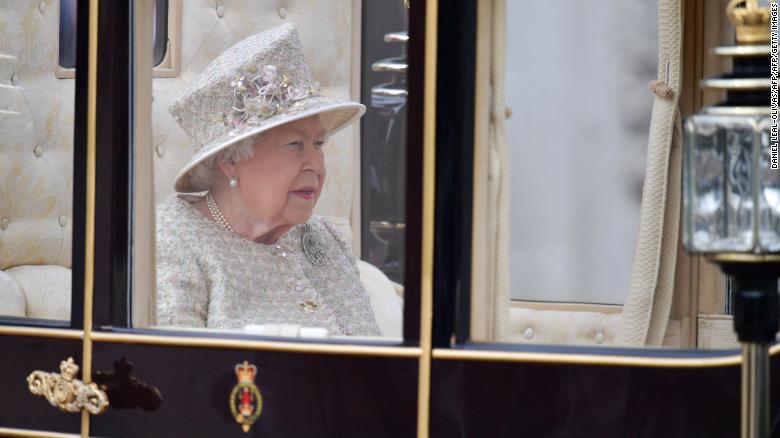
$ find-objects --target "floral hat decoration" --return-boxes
[169,23,366,193]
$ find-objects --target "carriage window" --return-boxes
[0,1,76,322]
[505,1,656,306]
[58,0,78,69]
[57,0,179,78]
[471,1,669,347]
[151,0,169,67]
[131,2,407,340]
[361,1,408,285]
[470,0,765,351]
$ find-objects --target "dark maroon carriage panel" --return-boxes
[0,336,82,433]
[90,342,418,438]
[429,357,759,438]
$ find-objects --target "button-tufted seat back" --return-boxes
[0,0,73,320]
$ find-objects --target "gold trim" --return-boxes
[81,0,99,436]
[27,358,109,415]
[433,343,780,367]
[89,332,422,357]
[705,253,780,263]
[431,348,742,367]
[417,0,438,436]
[0,326,82,340]
[0,427,80,438]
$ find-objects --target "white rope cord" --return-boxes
[616,0,683,346]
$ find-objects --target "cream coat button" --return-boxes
[1,218,8,230]
[523,327,534,340]
[59,215,68,227]
[155,144,164,158]
[34,145,43,157]
[595,332,605,344]
[11,74,19,86]
[278,7,287,19]
[39,1,46,13]
[216,5,225,17]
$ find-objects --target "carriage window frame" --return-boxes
[82,0,425,347]
[55,0,181,79]
[433,0,734,355]
[0,0,89,331]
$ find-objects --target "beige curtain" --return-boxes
[616,0,684,346]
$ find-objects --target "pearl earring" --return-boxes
[229,177,238,187]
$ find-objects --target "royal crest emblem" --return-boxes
[229,361,263,433]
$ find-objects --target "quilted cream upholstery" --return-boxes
[0,0,73,320]
[0,0,74,271]
[0,270,26,317]
[6,265,70,319]
[508,308,622,346]
[357,259,403,338]
[506,308,685,347]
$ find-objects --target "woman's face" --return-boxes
[230,115,328,225]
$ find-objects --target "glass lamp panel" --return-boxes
[684,115,756,252]
[757,117,780,252]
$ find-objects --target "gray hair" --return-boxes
[188,137,256,190]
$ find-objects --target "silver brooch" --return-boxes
[301,224,327,266]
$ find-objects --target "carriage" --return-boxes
[0,0,776,437]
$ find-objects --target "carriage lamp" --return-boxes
[682,1,778,437]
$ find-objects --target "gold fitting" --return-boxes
[27,358,109,415]
[727,0,771,44]
[705,253,780,264]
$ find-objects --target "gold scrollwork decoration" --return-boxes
[27,357,110,415]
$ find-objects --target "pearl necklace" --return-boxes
[206,192,328,312]
[206,192,326,267]
[206,192,236,234]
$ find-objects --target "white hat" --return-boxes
[169,23,365,193]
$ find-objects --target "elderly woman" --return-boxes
[156,24,381,336]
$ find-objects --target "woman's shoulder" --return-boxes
[156,193,208,246]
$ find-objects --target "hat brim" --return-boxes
[173,97,366,193]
